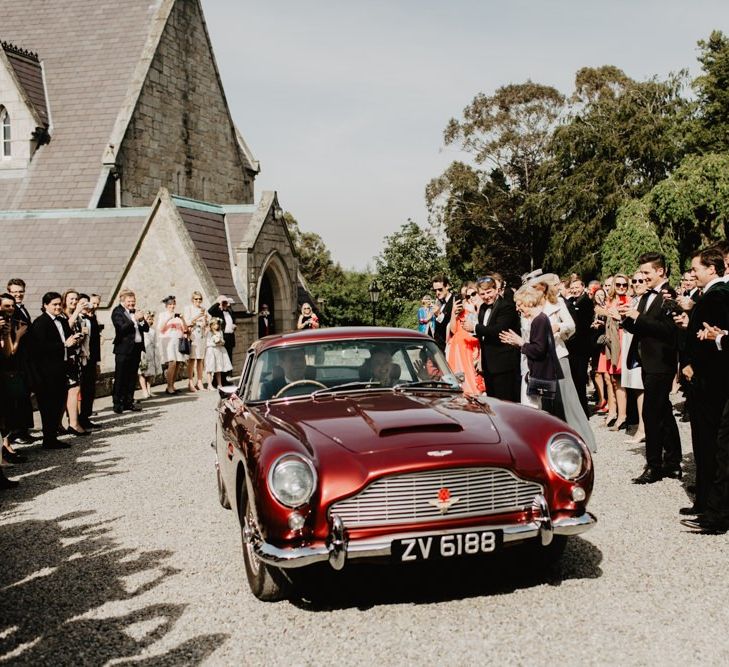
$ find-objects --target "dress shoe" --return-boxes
[42,439,71,450]
[0,470,19,489]
[57,426,68,435]
[113,405,124,414]
[609,420,627,432]
[632,467,663,484]
[125,404,142,412]
[79,420,99,429]
[2,446,27,463]
[67,427,89,437]
[679,505,703,516]
[606,416,618,428]
[663,467,683,480]
[10,432,36,445]
[680,518,728,534]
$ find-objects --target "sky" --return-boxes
[203,0,728,270]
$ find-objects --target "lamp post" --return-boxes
[368,280,381,326]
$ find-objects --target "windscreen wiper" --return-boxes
[393,380,460,391]
[312,381,382,397]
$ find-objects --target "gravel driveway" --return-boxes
[1,388,728,666]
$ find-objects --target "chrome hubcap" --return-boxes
[243,507,261,575]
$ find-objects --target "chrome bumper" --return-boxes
[251,495,596,570]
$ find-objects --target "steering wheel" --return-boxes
[273,379,327,398]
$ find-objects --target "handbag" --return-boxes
[526,375,558,399]
[178,336,191,355]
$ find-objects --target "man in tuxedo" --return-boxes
[258,303,273,339]
[674,247,729,516]
[7,278,35,443]
[566,279,595,416]
[260,347,313,399]
[464,275,521,402]
[431,275,454,352]
[79,293,103,429]
[28,292,77,449]
[620,252,681,484]
[111,289,148,414]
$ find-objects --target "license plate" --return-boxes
[392,530,502,562]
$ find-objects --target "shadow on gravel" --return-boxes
[0,510,228,665]
[290,536,603,611]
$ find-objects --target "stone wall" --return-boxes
[0,62,37,174]
[117,0,254,207]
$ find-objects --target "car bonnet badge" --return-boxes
[428,487,461,514]
[426,449,453,457]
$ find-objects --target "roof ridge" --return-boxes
[1,40,39,62]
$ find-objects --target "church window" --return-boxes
[0,107,10,158]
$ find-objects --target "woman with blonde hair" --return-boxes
[184,291,208,392]
[157,295,188,394]
[297,303,319,330]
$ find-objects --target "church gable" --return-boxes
[117,0,255,207]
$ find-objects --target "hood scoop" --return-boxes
[378,422,463,438]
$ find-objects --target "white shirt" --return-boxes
[644,281,668,312]
[126,308,142,343]
[222,310,235,334]
[481,301,494,326]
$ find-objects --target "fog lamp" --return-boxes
[571,486,586,502]
[288,511,306,531]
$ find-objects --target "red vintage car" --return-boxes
[214,327,596,601]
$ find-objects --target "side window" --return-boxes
[238,350,255,395]
[0,107,10,158]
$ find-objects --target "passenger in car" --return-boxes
[260,348,316,399]
[359,349,401,387]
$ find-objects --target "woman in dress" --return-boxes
[297,303,319,330]
[591,287,611,415]
[621,272,647,444]
[600,273,630,430]
[499,285,562,417]
[60,289,89,436]
[205,317,232,388]
[417,296,435,336]
[529,274,597,452]
[446,286,484,395]
[157,295,188,395]
[184,291,208,392]
[138,311,162,398]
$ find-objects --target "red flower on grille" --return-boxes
[438,488,451,502]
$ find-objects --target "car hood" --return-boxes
[264,391,501,454]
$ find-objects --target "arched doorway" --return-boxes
[256,251,293,334]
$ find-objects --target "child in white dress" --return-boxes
[138,311,162,398]
[205,317,232,388]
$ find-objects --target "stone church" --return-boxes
[0,0,299,371]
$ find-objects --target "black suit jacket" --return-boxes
[522,312,564,381]
[88,314,102,364]
[433,294,454,349]
[474,297,521,375]
[28,312,71,384]
[112,305,148,355]
[683,282,729,393]
[565,294,595,356]
[622,284,678,374]
[12,303,32,327]
[258,313,273,338]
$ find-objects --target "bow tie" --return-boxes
[648,289,660,295]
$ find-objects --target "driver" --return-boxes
[260,348,310,399]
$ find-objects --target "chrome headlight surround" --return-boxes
[267,453,317,508]
[547,433,589,481]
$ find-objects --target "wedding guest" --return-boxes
[6,278,35,444]
[258,303,273,338]
[112,289,149,413]
[417,296,435,336]
[184,291,208,392]
[600,274,631,430]
[138,311,162,398]
[297,303,319,330]
[60,290,88,435]
[447,286,484,395]
[566,278,595,416]
[208,295,248,371]
[205,317,232,388]
[79,293,103,430]
[158,295,188,395]
[431,275,454,352]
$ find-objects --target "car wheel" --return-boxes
[240,489,290,601]
[216,464,231,510]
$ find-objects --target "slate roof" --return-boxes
[0,209,148,310]
[0,0,164,210]
[2,42,48,125]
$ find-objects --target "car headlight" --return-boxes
[548,434,588,481]
[268,454,317,507]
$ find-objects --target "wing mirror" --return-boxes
[218,385,238,400]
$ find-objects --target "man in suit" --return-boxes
[111,289,148,414]
[28,292,77,449]
[431,275,454,353]
[566,278,595,416]
[464,275,521,402]
[258,303,273,339]
[7,278,35,444]
[260,347,313,399]
[620,252,681,484]
[79,293,103,429]
[673,247,729,516]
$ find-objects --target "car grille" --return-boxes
[330,467,543,528]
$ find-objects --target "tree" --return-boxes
[692,30,729,152]
[600,198,679,278]
[284,212,334,285]
[375,220,445,304]
[312,269,378,327]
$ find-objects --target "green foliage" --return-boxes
[313,269,376,327]
[650,152,729,263]
[693,30,729,152]
[601,198,680,278]
[374,220,445,307]
[284,212,334,285]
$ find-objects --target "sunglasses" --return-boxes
[193,297,202,301]
[434,287,445,292]
[631,279,645,284]
[614,282,628,288]
[468,292,477,298]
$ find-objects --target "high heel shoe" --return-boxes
[67,427,89,437]
[606,416,617,428]
[609,420,627,432]
[2,446,27,463]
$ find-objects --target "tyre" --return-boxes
[216,463,231,509]
[240,489,290,601]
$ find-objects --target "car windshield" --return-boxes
[245,338,460,401]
